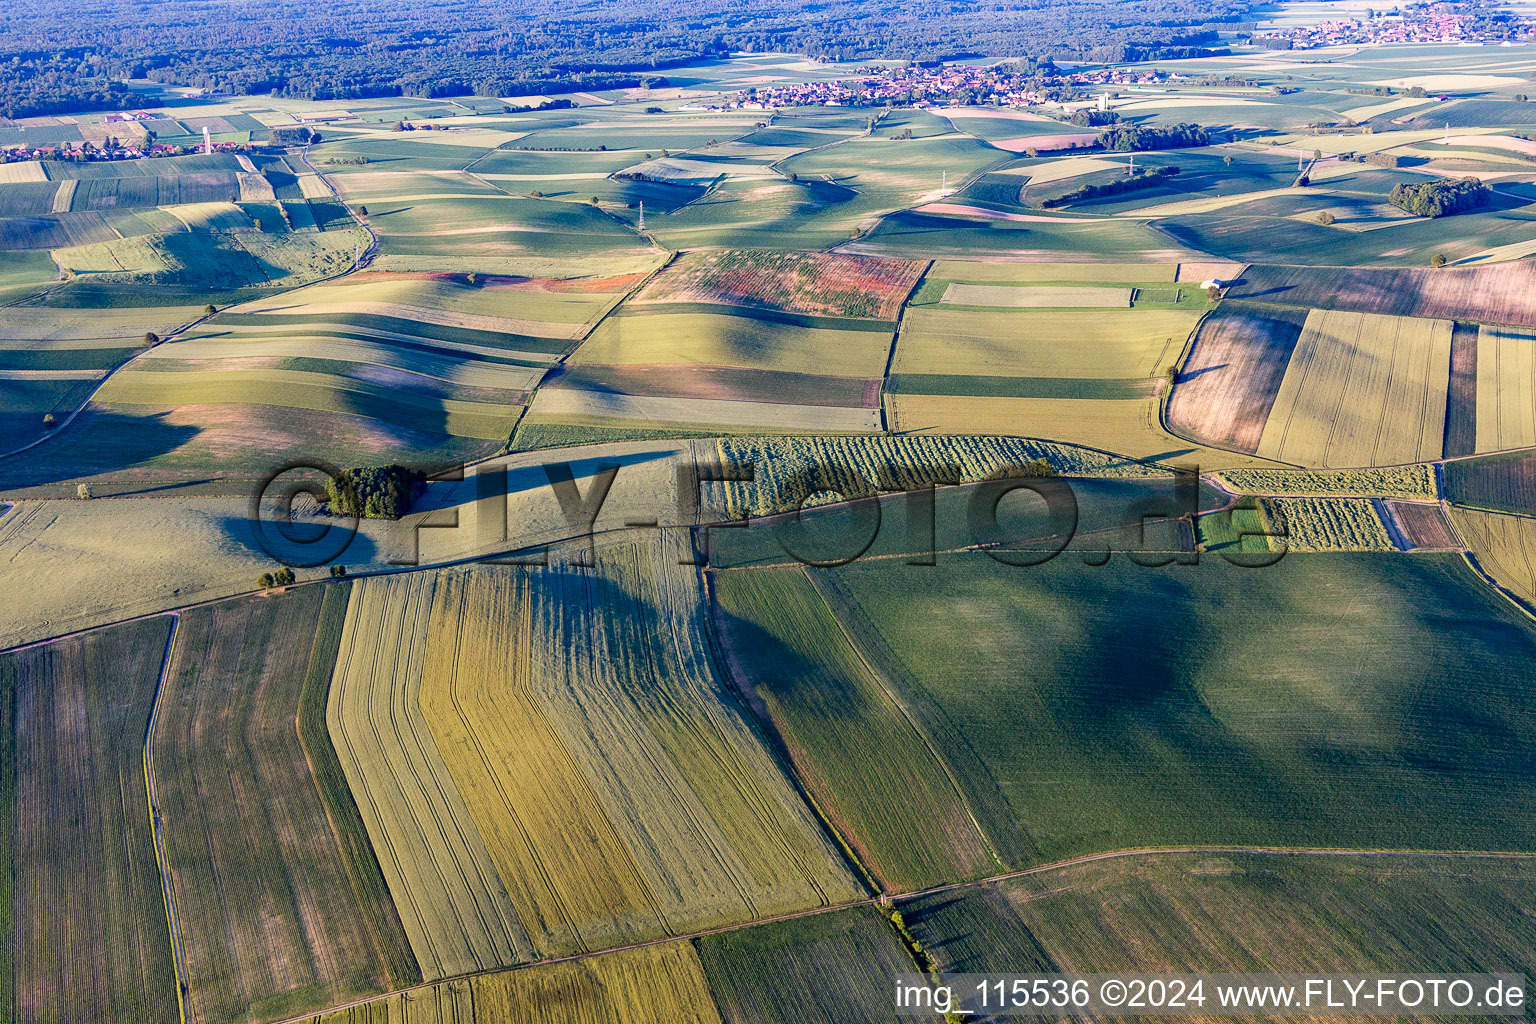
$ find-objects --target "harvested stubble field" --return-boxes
[893,308,1199,379]
[938,283,1132,307]
[418,536,858,957]
[716,552,1536,869]
[1476,324,1536,452]
[1215,465,1438,500]
[153,586,418,1024]
[1258,496,1396,551]
[631,250,927,321]
[905,853,1536,983]
[0,617,180,1024]
[328,573,535,980]
[1452,507,1536,611]
[311,943,724,1024]
[1256,310,1452,468]
[1228,261,1536,326]
[697,907,919,1024]
[1167,304,1309,453]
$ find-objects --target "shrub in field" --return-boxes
[330,564,347,578]
[75,482,92,499]
[41,412,54,427]
[143,331,160,346]
[324,465,421,519]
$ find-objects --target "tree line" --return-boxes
[0,0,1254,117]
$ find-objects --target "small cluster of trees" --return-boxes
[1388,177,1491,218]
[323,464,421,519]
[1098,121,1209,152]
[1042,164,1179,208]
[257,566,296,589]
[1069,108,1120,127]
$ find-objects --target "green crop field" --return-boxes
[893,307,1198,379]
[0,617,180,1024]
[712,567,999,889]
[905,853,1536,981]
[569,309,894,377]
[697,907,918,1024]
[1256,310,1452,468]
[712,551,1536,869]
[153,586,418,1024]
[1445,450,1536,513]
[8,43,1536,1024]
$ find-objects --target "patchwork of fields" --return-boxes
[5,40,1536,1024]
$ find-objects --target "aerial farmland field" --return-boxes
[5,12,1536,1023]
[1255,310,1453,467]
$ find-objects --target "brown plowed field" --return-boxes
[1167,303,1308,453]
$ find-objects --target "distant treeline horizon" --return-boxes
[0,0,1253,117]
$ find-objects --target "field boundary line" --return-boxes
[142,612,193,1024]
[269,844,1536,1024]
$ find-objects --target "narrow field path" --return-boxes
[142,612,194,1024]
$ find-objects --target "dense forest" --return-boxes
[0,0,1252,117]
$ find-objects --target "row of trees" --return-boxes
[1042,164,1180,208]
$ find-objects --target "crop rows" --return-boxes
[710,567,996,889]
[1257,310,1452,468]
[311,943,723,1024]
[712,434,1160,519]
[1453,507,1536,611]
[153,586,417,1024]
[1215,464,1437,500]
[0,617,179,1024]
[1258,496,1396,551]
[328,573,534,980]
[419,535,858,956]
[1475,325,1536,452]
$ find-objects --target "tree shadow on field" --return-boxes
[0,409,201,493]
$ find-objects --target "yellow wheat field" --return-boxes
[310,943,723,1024]
[1452,507,1536,611]
[1257,310,1452,468]
[1476,325,1536,453]
[328,574,534,980]
[418,533,859,958]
